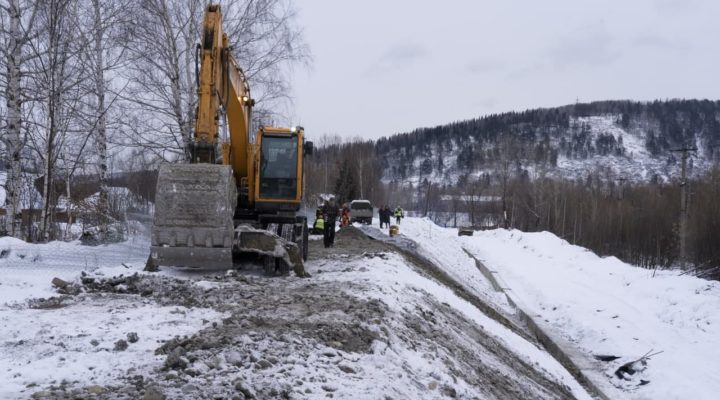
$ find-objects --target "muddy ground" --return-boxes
[28,227,580,399]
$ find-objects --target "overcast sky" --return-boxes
[288,0,720,140]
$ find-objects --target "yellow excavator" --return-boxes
[148,4,312,276]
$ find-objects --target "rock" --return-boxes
[81,276,95,285]
[181,383,199,394]
[321,349,337,357]
[338,365,356,374]
[127,332,139,343]
[86,385,105,395]
[51,277,68,289]
[266,356,279,365]
[254,359,272,369]
[440,385,457,398]
[225,350,244,367]
[204,356,224,370]
[304,388,312,394]
[114,339,128,351]
[143,385,166,400]
[234,379,255,398]
[321,384,338,392]
[90,339,100,347]
[164,348,188,370]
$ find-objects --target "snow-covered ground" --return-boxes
[0,230,226,398]
[395,217,720,400]
[5,216,716,399]
[1,220,596,399]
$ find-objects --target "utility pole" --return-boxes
[324,148,328,193]
[617,177,627,200]
[671,146,697,270]
[616,177,626,242]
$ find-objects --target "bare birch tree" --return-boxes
[25,0,86,241]
[121,0,309,160]
[0,0,39,236]
[71,0,134,239]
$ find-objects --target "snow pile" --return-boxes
[384,219,516,316]
[308,251,592,399]
[398,217,720,400]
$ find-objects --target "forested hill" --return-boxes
[375,100,720,185]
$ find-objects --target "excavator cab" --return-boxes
[255,127,304,212]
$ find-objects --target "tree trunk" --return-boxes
[3,0,24,237]
[92,0,109,239]
[157,2,191,160]
[65,155,72,240]
[40,106,56,242]
[39,0,71,242]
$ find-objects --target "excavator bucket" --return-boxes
[150,164,237,269]
[149,163,306,276]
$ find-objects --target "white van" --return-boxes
[349,200,373,224]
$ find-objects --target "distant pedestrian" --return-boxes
[340,205,350,227]
[322,198,340,248]
[380,206,391,229]
[394,206,404,225]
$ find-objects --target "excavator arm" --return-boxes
[193,5,255,202]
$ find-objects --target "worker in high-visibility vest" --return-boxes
[312,214,325,235]
[394,207,404,225]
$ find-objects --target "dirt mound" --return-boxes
[45,266,388,399]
